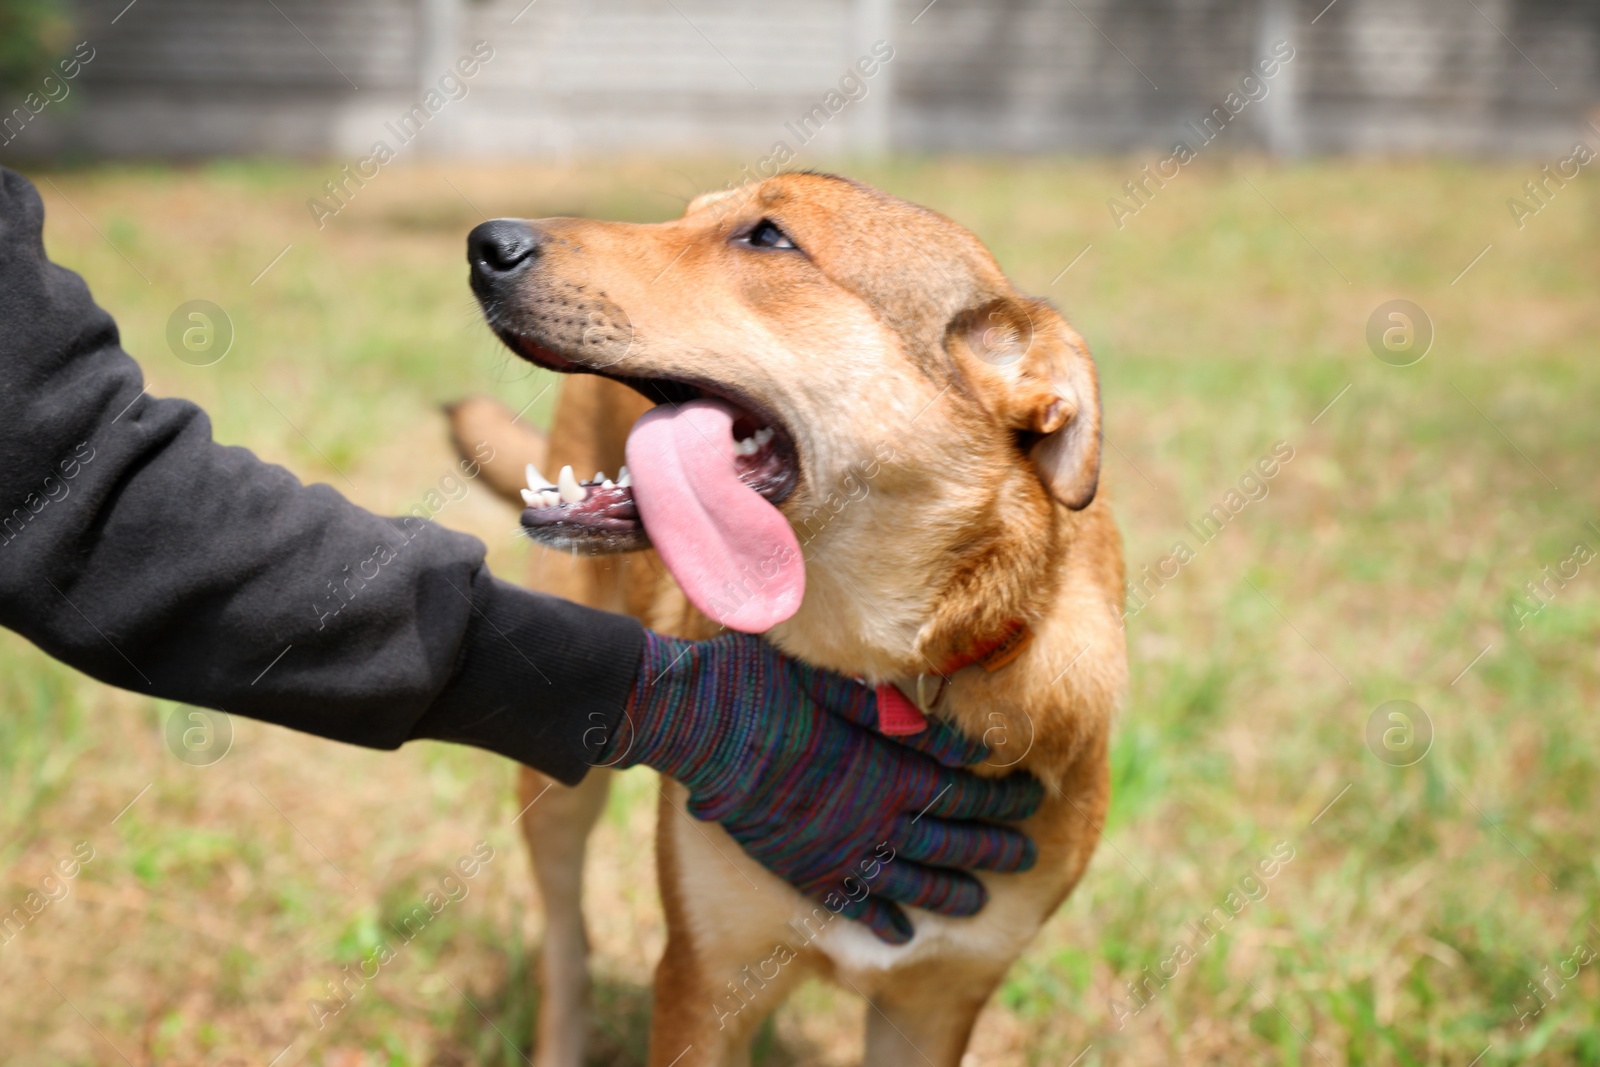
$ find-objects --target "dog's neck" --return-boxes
[909,501,1115,780]
[872,614,1034,734]
[931,616,1034,676]
[914,496,1065,670]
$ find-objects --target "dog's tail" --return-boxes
[444,395,547,508]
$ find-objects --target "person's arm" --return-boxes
[0,167,639,785]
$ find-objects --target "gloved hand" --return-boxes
[600,630,1044,944]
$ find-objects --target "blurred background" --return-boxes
[5,0,1600,158]
[2,1,1598,1065]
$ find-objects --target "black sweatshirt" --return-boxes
[0,169,641,785]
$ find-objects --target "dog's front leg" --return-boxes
[648,782,819,1066]
[859,957,1011,1067]
[517,766,611,1067]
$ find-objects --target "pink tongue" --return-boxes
[625,399,804,633]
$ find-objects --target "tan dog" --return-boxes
[449,172,1126,1066]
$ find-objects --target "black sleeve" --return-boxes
[0,168,641,785]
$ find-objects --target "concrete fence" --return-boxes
[2,0,1596,160]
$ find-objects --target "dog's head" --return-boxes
[469,172,1103,678]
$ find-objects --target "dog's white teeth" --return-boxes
[524,486,567,508]
[525,463,552,492]
[617,466,632,488]
[601,478,615,489]
[592,471,605,485]
[732,427,774,457]
[558,465,586,503]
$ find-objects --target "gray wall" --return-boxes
[4,0,1597,161]
[897,0,1598,155]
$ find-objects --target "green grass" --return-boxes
[1,155,1597,1065]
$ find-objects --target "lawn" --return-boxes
[2,155,1597,1066]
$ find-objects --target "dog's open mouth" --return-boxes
[516,416,789,545]
[497,328,807,633]
[500,329,799,547]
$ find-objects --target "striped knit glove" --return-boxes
[600,631,1044,944]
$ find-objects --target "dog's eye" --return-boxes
[742,219,797,250]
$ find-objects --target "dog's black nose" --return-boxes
[468,219,541,280]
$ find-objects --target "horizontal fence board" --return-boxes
[1,0,1591,159]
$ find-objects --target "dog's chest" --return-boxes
[658,778,1067,989]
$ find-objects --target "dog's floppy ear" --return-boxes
[949,296,1102,510]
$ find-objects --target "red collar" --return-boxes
[935,617,1033,676]
[876,619,1033,736]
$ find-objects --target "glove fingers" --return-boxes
[869,860,988,918]
[789,661,1002,773]
[915,764,1046,823]
[838,895,916,945]
[788,658,879,731]
[898,717,990,768]
[894,815,1038,873]
[792,662,990,769]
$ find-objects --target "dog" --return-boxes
[449,171,1126,1066]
